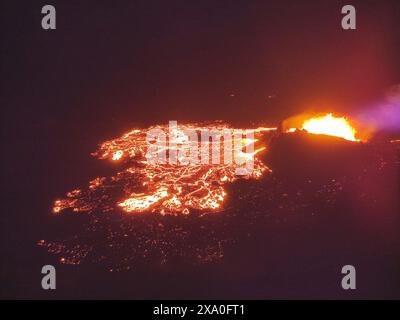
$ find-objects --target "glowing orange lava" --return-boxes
[53,122,275,215]
[289,114,359,141]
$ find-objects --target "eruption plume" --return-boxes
[354,84,400,132]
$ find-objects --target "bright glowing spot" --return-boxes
[112,150,124,160]
[118,188,169,212]
[302,114,358,141]
[53,201,61,213]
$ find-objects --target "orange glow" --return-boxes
[287,114,359,141]
[53,201,61,213]
[302,114,358,141]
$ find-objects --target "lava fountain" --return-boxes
[287,113,360,142]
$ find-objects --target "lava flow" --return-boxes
[53,122,275,216]
[42,116,388,270]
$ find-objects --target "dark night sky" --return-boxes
[2,1,400,127]
[1,0,400,299]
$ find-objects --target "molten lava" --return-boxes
[293,114,359,141]
[53,122,274,215]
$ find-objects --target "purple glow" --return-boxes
[355,84,400,131]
